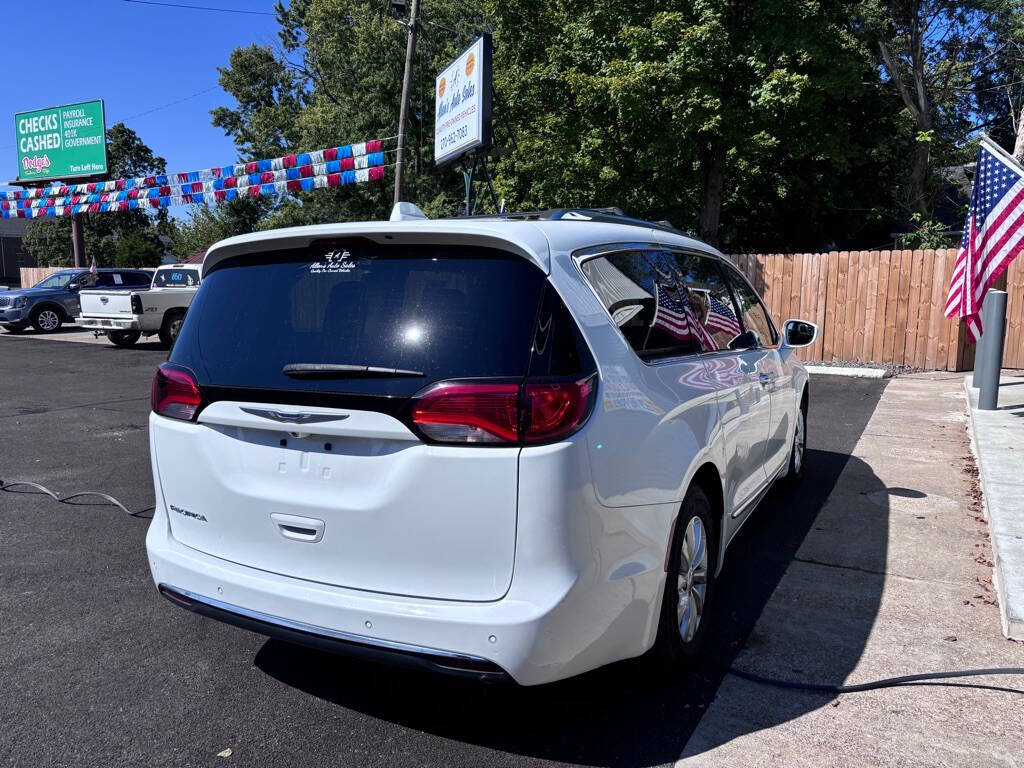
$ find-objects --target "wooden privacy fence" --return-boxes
[19,266,62,288]
[731,249,1024,371]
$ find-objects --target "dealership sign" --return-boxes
[15,99,108,182]
[434,35,492,166]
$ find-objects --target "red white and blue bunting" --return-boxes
[1,139,393,219]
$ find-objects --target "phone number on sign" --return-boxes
[439,125,470,152]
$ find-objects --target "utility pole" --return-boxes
[393,0,420,205]
[71,214,85,268]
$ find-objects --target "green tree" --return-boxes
[168,197,273,261]
[22,123,168,267]
[113,230,164,268]
[487,0,905,248]
[859,0,1007,216]
[21,217,73,267]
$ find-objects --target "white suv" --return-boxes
[146,207,817,685]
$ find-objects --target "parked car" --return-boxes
[0,268,152,334]
[78,264,201,348]
[147,206,818,686]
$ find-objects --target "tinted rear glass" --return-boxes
[170,243,546,397]
[154,268,200,288]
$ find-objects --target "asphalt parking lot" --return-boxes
[0,333,946,767]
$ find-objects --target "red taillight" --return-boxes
[151,364,202,421]
[131,294,143,315]
[411,382,520,443]
[410,375,596,445]
[523,376,596,443]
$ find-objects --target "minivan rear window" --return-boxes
[169,243,547,398]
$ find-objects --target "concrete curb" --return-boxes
[963,375,1024,641]
[804,365,890,379]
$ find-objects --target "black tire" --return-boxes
[158,311,185,349]
[30,306,64,333]
[654,485,716,668]
[783,395,807,485]
[108,330,141,348]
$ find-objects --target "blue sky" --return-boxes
[0,0,280,207]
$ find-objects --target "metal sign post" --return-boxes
[977,291,1008,410]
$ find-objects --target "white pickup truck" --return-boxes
[78,264,201,348]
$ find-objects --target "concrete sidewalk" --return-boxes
[965,372,1024,640]
[677,374,1024,768]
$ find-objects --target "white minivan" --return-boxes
[146,206,817,685]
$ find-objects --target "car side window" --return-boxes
[721,263,777,348]
[667,253,745,351]
[580,250,714,359]
[79,273,99,288]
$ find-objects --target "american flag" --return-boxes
[945,140,1024,342]
[653,283,718,351]
[89,256,97,275]
[705,295,742,337]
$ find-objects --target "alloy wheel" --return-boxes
[38,310,60,331]
[677,515,709,644]
[794,408,806,474]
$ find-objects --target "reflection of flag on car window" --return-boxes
[653,283,718,351]
[705,295,741,336]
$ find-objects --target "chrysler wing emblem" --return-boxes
[240,407,349,425]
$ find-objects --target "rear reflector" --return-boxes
[151,364,202,421]
[410,375,597,446]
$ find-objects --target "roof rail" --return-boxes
[453,207,696,239]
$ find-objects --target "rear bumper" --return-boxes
[158,583,510,681]
[145,488,670,686]
[77,316,141,331]
[146,515,575,685]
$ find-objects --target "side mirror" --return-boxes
[783,319,818,348]
[68,282,80,292]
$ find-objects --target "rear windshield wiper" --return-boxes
[282,363,424,379]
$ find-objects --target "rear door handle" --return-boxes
[758,373,775,386]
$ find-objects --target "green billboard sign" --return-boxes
[15,99,107,183]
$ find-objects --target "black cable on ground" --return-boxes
[0,479,152,517]
[705,654,1024,695]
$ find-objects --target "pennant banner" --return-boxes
[2,139,391,202]
[3,153,389,211]
[1,166,389,219]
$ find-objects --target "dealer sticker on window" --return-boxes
[310,249,357,274]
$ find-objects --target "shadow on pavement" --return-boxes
[254,377,889,767]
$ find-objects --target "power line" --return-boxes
[116,85,222,122]
[120,0,275,16]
